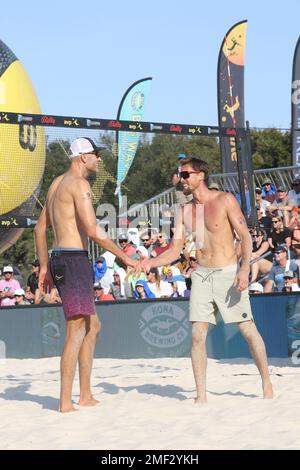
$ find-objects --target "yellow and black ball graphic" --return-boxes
[0,40,45,253]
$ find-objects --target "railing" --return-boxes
[120,165,300,217]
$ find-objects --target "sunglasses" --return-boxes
[119,239,128,243]
[272,220,279,223]
[179,170,200,179]
[141,238,150,242]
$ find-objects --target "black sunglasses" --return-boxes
[141,238,150,242]
[179,170,200,180]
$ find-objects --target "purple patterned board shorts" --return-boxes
[50,249,96,319]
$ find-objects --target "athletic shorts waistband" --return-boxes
[196,264,238,273]
[51,249,88,257]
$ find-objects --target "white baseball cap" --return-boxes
[3,266,13,273]
[14,288,25,296]
[69,137,103,158]
[249,282,263,293]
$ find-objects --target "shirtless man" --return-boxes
[141,156,273,402]
[34,137,137,412]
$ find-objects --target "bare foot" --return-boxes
[59,404,78,413]
[263,382,274,399]
[78,397,100,407]
[194,396,207,404]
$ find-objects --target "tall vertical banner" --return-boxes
[115,77,152,208]
[292,37,300,167]
[217,20,247,173]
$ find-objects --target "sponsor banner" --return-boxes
[0,111,241,137]
[217,20,247,173]
[115,78,152,207]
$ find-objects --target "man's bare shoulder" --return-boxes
[216,191,239,206]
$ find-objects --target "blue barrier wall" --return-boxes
[0,294,299,359]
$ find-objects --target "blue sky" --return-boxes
[1,0,299,130]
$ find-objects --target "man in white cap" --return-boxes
[34,137,138,413]
[0,266,21,306]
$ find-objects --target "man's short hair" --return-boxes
[180,155,209,182]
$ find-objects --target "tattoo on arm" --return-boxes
[83,192,92,200]
[238,216,246,225]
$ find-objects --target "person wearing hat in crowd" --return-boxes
[264,245,299,293]
[14,288,30,306]
[0,266,21,307]
[118,232,137,259]
[134,279,156,299]
[34,137,138,413]
[282,270,300,292]
[93,256,107,283]
[268,186,296,227]
[93,282,114,301]
[261,179,276,203]
[248,282,264,294]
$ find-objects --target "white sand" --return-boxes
[0,357,299,450]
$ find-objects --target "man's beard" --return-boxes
[182,186,192,195]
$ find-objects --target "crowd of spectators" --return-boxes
[2,176,300,307]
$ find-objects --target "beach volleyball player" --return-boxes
[34,137,138,412]
[141,156,273,403]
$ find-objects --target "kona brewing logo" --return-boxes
[139,303,189,349]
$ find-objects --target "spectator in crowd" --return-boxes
[288,177,300,207]
[256,204,272,237]
[248,282,264,294]
[0,266,21,307]
[288,207,300,258]
[264,245,299,293]
[146,267,173,298]
[171,168,192,205]
[136,246,149,260]
[34,287,61,304]
[162,265,186,296]
[261,180,276,203]
[123,265,147,298]
[255,187,270,216]
[109,268,126,300]
[168,281,180,297]
[182,255,198,278]
[268,216,292,252]
[93,256,107,283]
[93,282,114,301]
[282,270,300,292]
[118,233,137,259]
[26,259,40,302]
[268,186,295,227]
[250,229,273,283]
[183,278,192,297]
[134,280,156,299]
[139,232,155,257]
[151,232,170,258]
[14,288,30,306]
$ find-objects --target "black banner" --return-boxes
[0,111,245,138]
[217,20,247,173]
